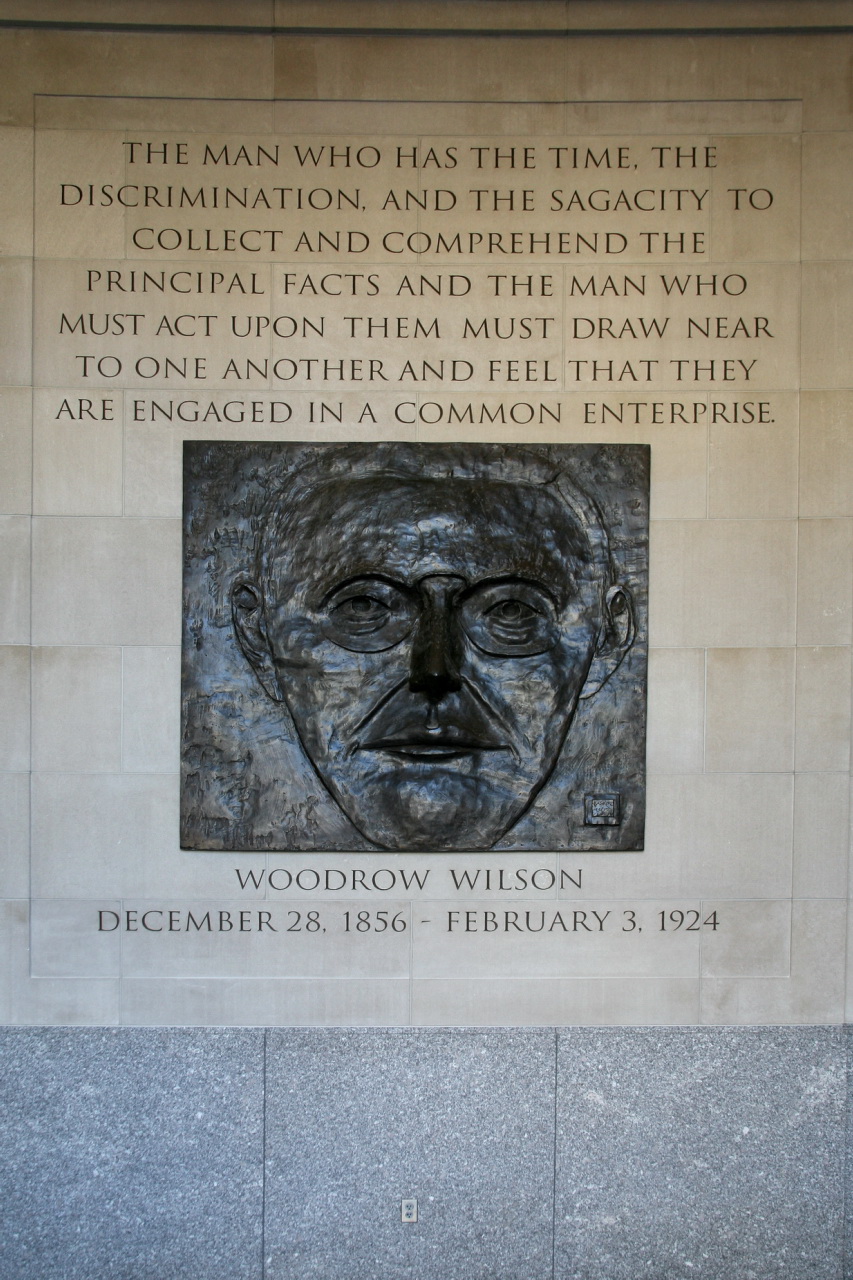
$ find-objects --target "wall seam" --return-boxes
[3,20,853,38]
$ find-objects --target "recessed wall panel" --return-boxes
[5,87,848,1027]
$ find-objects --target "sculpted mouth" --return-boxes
[359,734,505,762]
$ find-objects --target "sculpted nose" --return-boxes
[408,576,464,702]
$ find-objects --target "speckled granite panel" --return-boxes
[846,1024,853,1280]
[0,1028,264,1280]
[555,1027,846,1280]
[263,1027,556,1280]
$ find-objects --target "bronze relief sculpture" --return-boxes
[181,442,648,852]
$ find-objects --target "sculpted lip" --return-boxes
[358,733,505,761]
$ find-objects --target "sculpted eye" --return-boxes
[460,581,558,657]
[487,599,538,624]
[320,579,416,653]
[335,595,389,621]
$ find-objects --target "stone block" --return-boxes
[0,646,30,772]
[645,648,705,773]
[0,776,29,898]
[0,387,32,515]
[0,516,30,645]
[650,519,797,648]
[795,647,851,772]
[32,517,181,646]
[411,976,700,1026]
[31,646,122,773]
[121,977,410,1027]
[555,1026,846,1280]
[0,1027,264,1280]
[705,647,795,773]
[797,520,853,646]
[709,412,798,519]
[264,1027,555,1279]
[121,645,181,773]
[799,391,853,518]
[793,772,849,898]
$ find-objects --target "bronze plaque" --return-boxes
[181,442,648,852]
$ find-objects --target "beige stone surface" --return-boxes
[273,99,566,136]
[34,97,275,134]
[649,519,797,649]
[802,132,853,262]
[562,99,801,135]
[794,647,852,773]
[0,775,29,899]
[621,421,710,521]
[31,517,181,646]
[561,34,782,117]
[274,0,568,29]
[1,897,121,1025]
[645,648,705,774]
[799,33,853,131]
[0,900,24,1024]
[0,259,32,385]
[273,33,567,102]
[121,976,409,1026]
[0,29,274,127]
[0,647,30,772]
[793,772,850,898]
[800,392,853,519]
[31,646,122,772]
[709,410,799,520]
[122,646,180,773]
[0,127,34,257]
[566,2,853,28]
[796,519,853,646]
[0,517,31,646]
[33,407,123,516]
[0,388,32,516]
[705,648,795,773]
[644,774,793,899]
[3,0,852,29]
[801,261,853,389]
[0,1,274,22]
[11,977,121,1025]
[699,899,791,979]
[411,976,700,1026]
[29,898,121,978]
[702,899,846,1024]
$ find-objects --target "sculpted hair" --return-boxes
[251,442,616,598]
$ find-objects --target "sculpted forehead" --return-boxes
[263,475,592,597]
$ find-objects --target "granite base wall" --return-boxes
[0,1025,848,1279]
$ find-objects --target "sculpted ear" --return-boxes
[231,576,284,702]
[579,584,635,700]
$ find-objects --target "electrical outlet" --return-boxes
[401,1198,418,1223]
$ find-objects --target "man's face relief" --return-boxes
[232,474,634,851]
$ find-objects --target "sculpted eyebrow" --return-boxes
[318,573,415,609]
[457,574,560,608]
